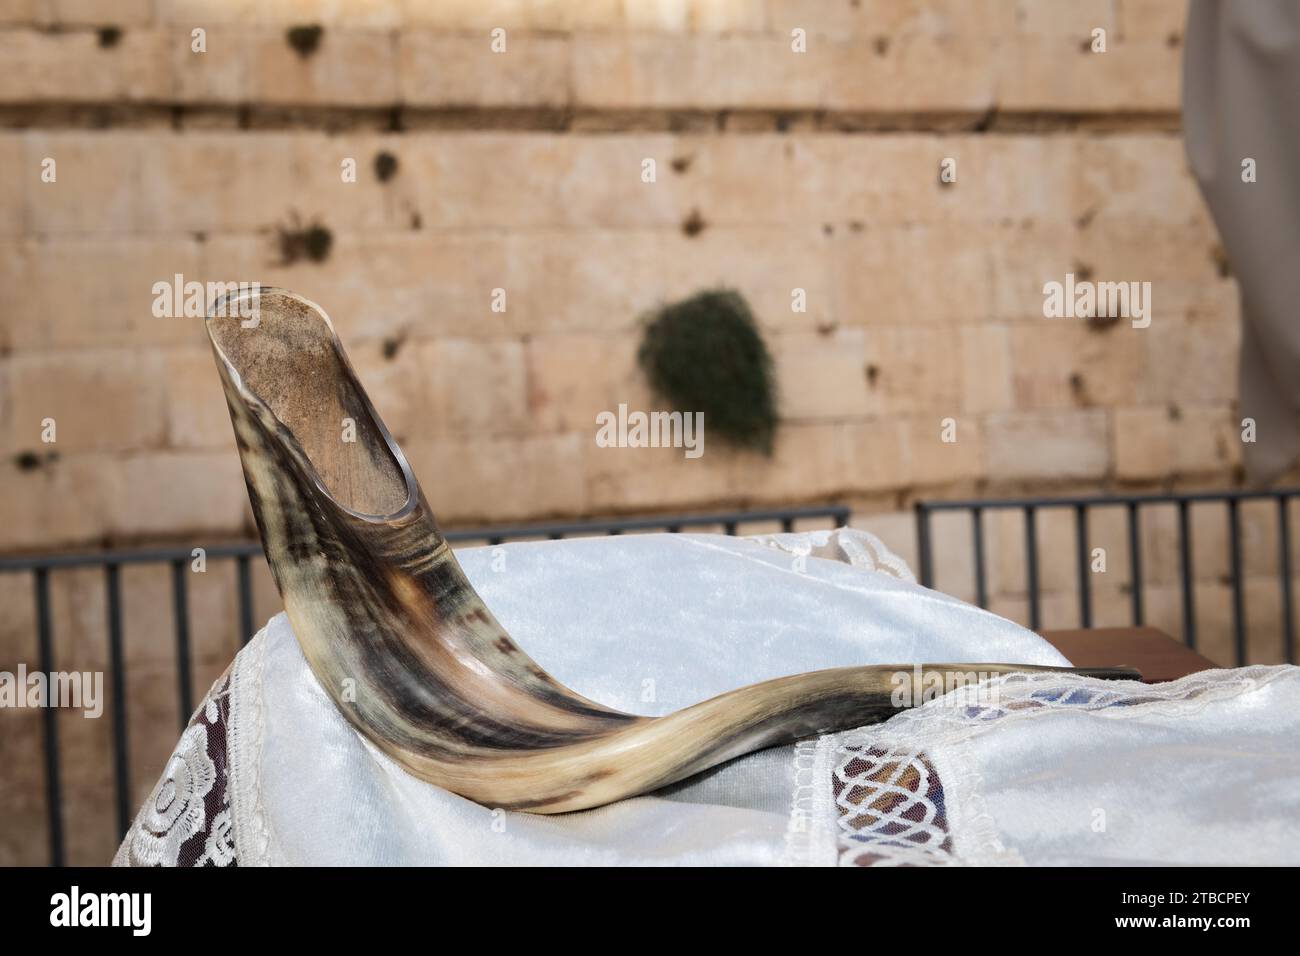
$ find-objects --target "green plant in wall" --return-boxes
[637,289,778,454]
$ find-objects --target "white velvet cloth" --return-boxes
[122,530,1300,865]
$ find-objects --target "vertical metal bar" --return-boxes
[1075,503,1091,627]
[171,559,194,729]
[1127,501,1145,626]
[972,507,987,609]
[105,563,131,840]
[1228,498,1247,666]
[237,555,255,647]
[1178,499,1197,649]
[915,502,933,588]
[781,517,795,533]
[34,569,65,867]
[1280,496,1296,665]
[1024,506,1040,631]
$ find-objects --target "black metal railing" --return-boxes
[916,489,1300,669]
[0,505,848,867]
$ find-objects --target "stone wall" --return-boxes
[1,0,1291,865]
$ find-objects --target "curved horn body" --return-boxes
[207,288,1139,814]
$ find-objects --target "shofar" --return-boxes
[207,288,1140,814]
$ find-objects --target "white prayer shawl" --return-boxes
[116,531,1300,866]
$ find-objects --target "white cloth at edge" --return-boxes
[811,666,1300,866]
[118,529,1300,865]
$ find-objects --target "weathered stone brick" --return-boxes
[0,456,114,550]
[984,408,1109,483]
[1114,405,1239,481]
[419,338,529,438]
[413,431,587,521]
[826,35,998,112]
[554,134,686,227]
[161,348,239,450]
[1117,0,1189,44]
[1113,406,1169,481]
[768,0,1017,39]
[400,32,570,108]
[0,0,44,26]
[51,0,155,25]
[575,32,850,110]
[689,0,765,32]
[23,133,143,235]
[956,135,1079,225]
[1079,220,1219,288]
[905,414,982,487]
[0,136,24,237]
[0,27,170,103]
[399,0,546,31]
[1074,135,1208,229]
[987,223,1079,321]
[732,421,848,503]
[281,132,412,233]
[998,38,1181,112]
[671,135,796,227]
[771,329,870,420]
[405,134,573,229]
[1008,322,1145,410]
[1136,314,1239,406]
[249,28,398,107]
[525,333,648,434]
[582,431,733,512]
[863,326,963,416]
[1,237,205,350]
[665,226,835,333]
[1016,0,1117,37]
[106,450,249,540]
[842,419,910,493]
[786,136,942,227]
[7,350,168,454]
[171,24,251,102]
[137,131,314,233]
[832,224,994,326]
[960,324,1014,413]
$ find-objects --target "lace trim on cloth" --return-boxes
[747,527,916,583]
[112,670,237,867]
[226,623,276,866]
[785,666,1294,867]
[830,743,957,867]
[784,738,839,866]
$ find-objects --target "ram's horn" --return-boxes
[206,287,1141,814]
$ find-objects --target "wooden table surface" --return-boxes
[1040,627,1218,683]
